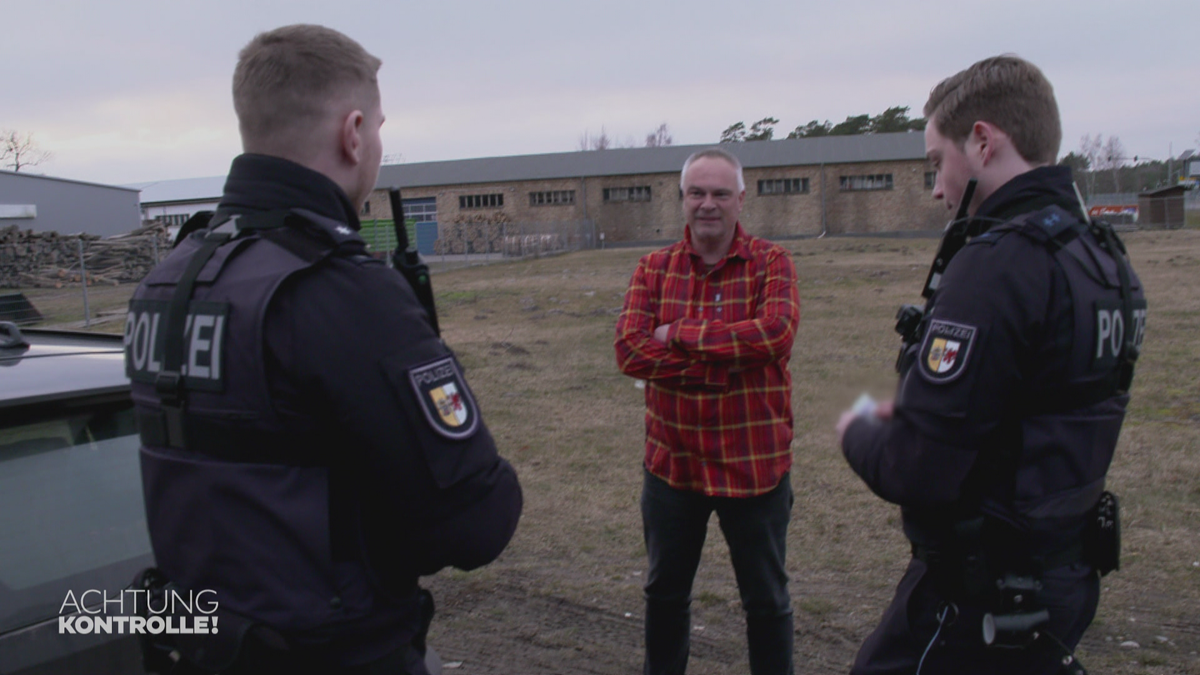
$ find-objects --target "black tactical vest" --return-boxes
[980,207,1146,549]
[125,212,416,639]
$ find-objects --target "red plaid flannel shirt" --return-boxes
[614,224,800,497]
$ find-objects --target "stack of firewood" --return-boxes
[0,223,170,288]
[433,211,508,254]
[501,233,567,257]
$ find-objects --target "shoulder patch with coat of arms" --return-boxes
[409,356,479,440]
[919,319,977,384]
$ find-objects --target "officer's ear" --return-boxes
[339,109,366,166]
[969,121,1010,168]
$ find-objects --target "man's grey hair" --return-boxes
[680,148,745,192]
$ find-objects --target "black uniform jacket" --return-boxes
[229,156,521,575]
[132,154,522,662]
[842,166,1144,549]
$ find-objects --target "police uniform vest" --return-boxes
[903,206,1146,579]
[126,210,417,640]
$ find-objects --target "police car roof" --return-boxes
[0,327,129,409]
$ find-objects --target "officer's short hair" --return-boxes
[924,55,1061,166]
[681,148,745,192]
[234,24,381,151]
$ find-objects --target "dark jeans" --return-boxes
[641,469,794,675]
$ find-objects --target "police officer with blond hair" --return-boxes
[837,55,1146,674]
[126,24,521,674]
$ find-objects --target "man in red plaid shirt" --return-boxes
[614,147,800,675]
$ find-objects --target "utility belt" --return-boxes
[909,493,1119,660]
[132,568,436,675]
[911,532,1089,599]
[912,493,1120,601]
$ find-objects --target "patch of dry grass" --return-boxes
[15,284,134,330]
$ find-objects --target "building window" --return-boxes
[459,193,504,210]
[925,172,936,190]
[402,197,437,221]
[603,186,652,203]
[157,214,190,227]
[529,190,576,206]
[757,178,809,195]
[839,174,894,191]
[361,200,371,215]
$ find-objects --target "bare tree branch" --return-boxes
[645,123,673,148]
[1,130,53,172]
[1079,134,1103,198]
[1102,135,1126,193]
[578,127,614,151]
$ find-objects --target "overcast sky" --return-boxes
[4,0,1197,186]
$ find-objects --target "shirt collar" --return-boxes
[682,222,752,263]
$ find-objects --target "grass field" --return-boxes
[18,229,1200,674]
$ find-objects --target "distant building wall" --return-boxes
[367,157,944,244]
[140,136,951,245]
[1137,187,1188,229]
[141,200,220,227]
[0,170,141,237]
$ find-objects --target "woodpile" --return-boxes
[434,211,508,255]
[0,223,170,288]
[501,234,567,258]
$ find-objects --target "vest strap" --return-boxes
[154,230,231,448]
[146,209,337,449]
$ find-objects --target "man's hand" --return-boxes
[836,399,894,446]
[653,324,671,343]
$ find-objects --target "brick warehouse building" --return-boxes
[371,132,944,250]
[135,132,945,252]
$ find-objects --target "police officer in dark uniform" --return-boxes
[836,55,1147,674]
[124,25,521,674]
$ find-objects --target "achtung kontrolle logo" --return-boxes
[58,588,218,635]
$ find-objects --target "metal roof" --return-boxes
[130,132,927,204]
[0,169,140,193]
[377,132,927,189]
[1138,185,1190,198]
[126,175,227,205]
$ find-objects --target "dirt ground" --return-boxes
[21,229,1200,674]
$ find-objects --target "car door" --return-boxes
[0,394,153,675]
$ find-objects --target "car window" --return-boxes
[0,402,152,634]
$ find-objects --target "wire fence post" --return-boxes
[77,237,91,328]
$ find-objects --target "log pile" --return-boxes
[434,211,509,255]
[501,234,567,258]
[0,223,170,288]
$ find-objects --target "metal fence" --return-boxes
[1087,193,1140,207]
[359,219,597,261]
[1088,191,1200,208]
[1,226,169,331]
[359,219,410,254]
[492,219,597,259]
[4,284,136,332]
[1086,191,1200,229]
[2,218,599,331]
